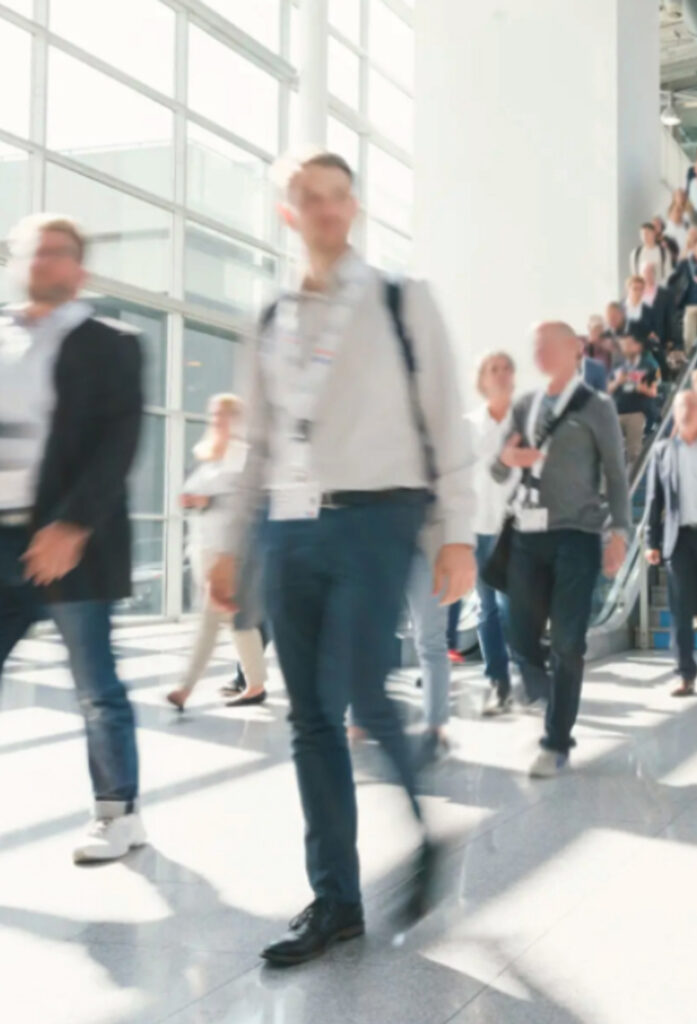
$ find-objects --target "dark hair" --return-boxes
[641,222,657,233]
[301,151,355,183]
[622,332,644,347]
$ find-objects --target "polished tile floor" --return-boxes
[2,625,697,1024]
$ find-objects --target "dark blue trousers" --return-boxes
[262,497,427,904]
[507,529,601,753]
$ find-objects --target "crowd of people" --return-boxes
[1,148,696,970]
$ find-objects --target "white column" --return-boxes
[298,0,329,145]
[413,0,660,397]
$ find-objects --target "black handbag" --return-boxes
[481,384,594,593]
[480,513,514,592]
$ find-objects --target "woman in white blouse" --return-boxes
[167,394,266,711]
[466,352,519,716]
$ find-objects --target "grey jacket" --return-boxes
[647,438,681,559]
[491,388,630,536]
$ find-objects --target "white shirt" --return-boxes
[624,300,645,322]
[217,251,476,555]
[0,300,91,511]
[665,219,689,255]
[183,441,248,555]
[466,404,518,536]
[678,438,697,527]
[630,244,667,283]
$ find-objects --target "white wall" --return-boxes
[414,0,659,399]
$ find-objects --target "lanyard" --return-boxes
[268,252,370,481]
[519,375,582,505]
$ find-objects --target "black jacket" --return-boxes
[647,438,682,560]
[31,316,143,603]
[668,258,697,314]
[622,301,654,343]
[646,286,679,349]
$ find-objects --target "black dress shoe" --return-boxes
[397,839,444,929]
[261,898,364,966]
[225,689,267,708]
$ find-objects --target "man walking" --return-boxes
[0,214,145,862]
[209,150,476,965]
[646,391,697,697]
[492,323,630,776]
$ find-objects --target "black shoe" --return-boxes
[219,672,245,697]
[225,689,267,708]
[396,839,444,930]
[261,898,364,966]
[415,731,450,770]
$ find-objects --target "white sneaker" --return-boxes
[73,812,147,864]
[529,749,569,779]
[521,698,545,716]
[482,690,514,717]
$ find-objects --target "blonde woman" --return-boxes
[167,394,267,711]
[466,352,519,715]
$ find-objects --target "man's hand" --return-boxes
[181,494,210,509]
[208,554,238,613]
[433,543,476,606]
[500,433,543,470]
[603,532,627,578]
[22,522,90,586]
[646,548,662,567]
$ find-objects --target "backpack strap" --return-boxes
[383,278,438,485]
[259,300,278,330]
[258,281,439,486]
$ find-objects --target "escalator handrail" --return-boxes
[591,343,697,629]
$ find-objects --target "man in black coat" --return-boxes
[646,391,697,697]
[668,237,697,350]
[0,214,145,863]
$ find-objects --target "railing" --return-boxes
[590,344,697,638]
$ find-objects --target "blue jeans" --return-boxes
[262,496,427,904]
[446,600,462,651]
[475,534,512,698]
[407,548,450,728]
[0,527,139,812]
[507,529,601,753]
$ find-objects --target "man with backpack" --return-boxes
[491,322,630,777]
[208,149,476,965]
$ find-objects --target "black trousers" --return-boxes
[667,528,697,682]
[507,529,602,753]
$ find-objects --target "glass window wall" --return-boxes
[0,0,414,617]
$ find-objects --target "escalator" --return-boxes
[587,344,697,658]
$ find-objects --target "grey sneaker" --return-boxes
[482,689,514,717]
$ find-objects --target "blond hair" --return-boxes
[9,213,86,263]
[476,351,516,396]
[193,393,243,462]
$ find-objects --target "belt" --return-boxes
[320,487,431,510]
[0,510,31,527]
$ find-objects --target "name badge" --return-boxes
[269,483,321,522]
[516,507,549,533]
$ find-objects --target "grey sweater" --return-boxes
[491,389,631,535]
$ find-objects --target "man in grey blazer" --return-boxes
[646,390,697,696]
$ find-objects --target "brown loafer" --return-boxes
[671,680,696,698]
